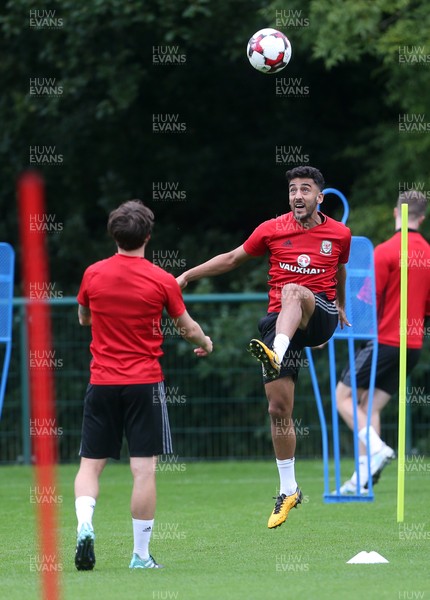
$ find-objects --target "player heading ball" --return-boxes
[177,166,351,529]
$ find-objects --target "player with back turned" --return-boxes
[177,166,352,528]
[74,200,212,571]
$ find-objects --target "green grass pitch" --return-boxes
[1,459,429,600]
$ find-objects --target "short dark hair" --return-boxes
[107,200,154,250]
[397,191,427,219]
[286,166,325,191]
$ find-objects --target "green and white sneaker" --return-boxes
[75,523,95,571]
[366,444,396,488]
[129,553,164,569]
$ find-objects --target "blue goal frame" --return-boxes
[0,243,15,419]
[306,189,378,503]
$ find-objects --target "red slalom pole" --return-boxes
[18,171,60,600]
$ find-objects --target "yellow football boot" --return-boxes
[268,488,303,529]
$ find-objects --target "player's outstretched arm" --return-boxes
[176,245,251,290]
[173,310,213,357]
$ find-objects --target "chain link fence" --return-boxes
[0,296,428,464]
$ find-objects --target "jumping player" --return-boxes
[177,166,351,528]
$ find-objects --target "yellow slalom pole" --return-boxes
[397,203,408,522]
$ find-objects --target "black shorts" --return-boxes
[339,341,421,395]
[258,292,339,384]
[79,382,173,460]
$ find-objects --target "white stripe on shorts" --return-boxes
[158,381,173,454]
[315,295,338,314]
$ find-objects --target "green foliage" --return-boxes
[1,0,266,293]
[5,0,425,294]
[257,0,430,243]
[308,0,430,224]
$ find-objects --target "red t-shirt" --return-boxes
[375,231,430,349]
[77,253,186,384]
[243,212,351,312]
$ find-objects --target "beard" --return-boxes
[292,198,319,223]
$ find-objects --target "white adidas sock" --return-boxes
[273,334,290,363]
[75,496,96,532]
[276,457,297,496]
[358,426,384,455]
[132,518,154,560]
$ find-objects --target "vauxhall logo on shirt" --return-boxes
[279,253,326,274]
[297,254,310,268]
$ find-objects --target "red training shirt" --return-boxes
[375,230,430,349]
[243,211,351,312]
[77,253,186,384]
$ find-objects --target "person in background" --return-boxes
[336,191,430,494]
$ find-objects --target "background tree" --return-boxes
[2,0,427,294]
[305,0,430,240]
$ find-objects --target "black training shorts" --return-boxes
[339,341,421,396]
[258,292,339,384]
[79,382,172,460]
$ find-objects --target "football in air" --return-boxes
[247,28,292,74]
